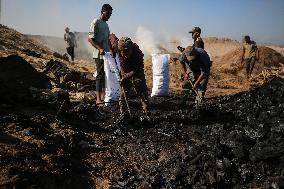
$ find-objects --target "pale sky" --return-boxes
[2,0,284,45]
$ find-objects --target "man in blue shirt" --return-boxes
[179,46,212,105]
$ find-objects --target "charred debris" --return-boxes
[0,54,284,189]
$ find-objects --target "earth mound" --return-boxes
[218,46,284,75]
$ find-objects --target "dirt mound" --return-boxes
[219,46,284,75]
[0,25,53,57]
[204,37,240,57]
[0,55,51,103]
[0,24,94,74]
[204,37,239,44]
[267,45,284,56]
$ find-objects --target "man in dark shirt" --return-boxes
[117,37,149,115]
[189,26,204,49]
[179,46,211,105]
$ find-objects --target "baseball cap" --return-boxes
[189,27,201,34]
[184,46,197,61]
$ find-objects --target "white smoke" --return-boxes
[135,26,161,55]
[134,26,196,55]
[180,36,194,48]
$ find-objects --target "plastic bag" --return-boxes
[151,54,170,97]
[103,52,121,105]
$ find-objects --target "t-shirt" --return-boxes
[243,42,257,59]
[120,43,145,78]
[64,32,76,47]
[88,17,110,59]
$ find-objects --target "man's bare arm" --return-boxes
[88,37,105,55]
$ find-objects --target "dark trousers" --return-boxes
[119,75,149,113]
[66,46,75,61]
[94,58,105,92]
[245,56,256,78]
[182,70,209,93]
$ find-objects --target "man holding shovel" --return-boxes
[117,37,149,116]
[179,46,212,106]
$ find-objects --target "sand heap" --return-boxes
[0,25,53,59]
[0,25,94,73]
[218,46,284,75]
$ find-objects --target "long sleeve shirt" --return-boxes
[179,47,211,77]
[120,43,145,78]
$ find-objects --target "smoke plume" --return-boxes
[135,26,161,55]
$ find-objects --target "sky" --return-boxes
[1,0,284,46]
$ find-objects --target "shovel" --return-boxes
[112,54,132,118]
[187,78,202,100]
[131,84,151,118]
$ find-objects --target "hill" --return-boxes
[0,25,94,73]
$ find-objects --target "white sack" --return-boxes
[151,54,170,97]
[103,52,121,105]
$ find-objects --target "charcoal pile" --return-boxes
[0,55,51,103]
[105,77,284,189]
[44,59,95,91]
[22,49,42,58]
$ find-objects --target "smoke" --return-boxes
[135,26,161,55]
[74,32,93,60]
[180,36,194,48]
[134,26,195,55]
